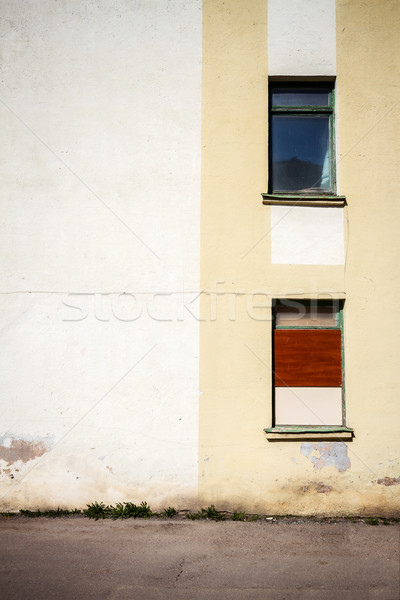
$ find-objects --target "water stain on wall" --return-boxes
[300,442,351,472]
[302,481,332,493]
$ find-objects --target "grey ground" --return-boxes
[0,517,399,599]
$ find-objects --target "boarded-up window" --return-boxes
[273,300,344,426]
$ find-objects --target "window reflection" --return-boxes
[271,88,330,107]
[275,302,339,327]
[271,115,330,192]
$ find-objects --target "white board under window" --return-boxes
[275,387,343,426]
[270,206,345,265]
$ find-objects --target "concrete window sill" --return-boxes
[264,427,354,441]
[262,194,346,208]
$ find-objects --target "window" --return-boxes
[271,299,347,431]
[269,83,335,194]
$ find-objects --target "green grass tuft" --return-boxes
[83,502,112,520]
[111,501,153,519]
[20,509,43,517]
[232,511,246,521]
[199,505,225,521]
[187,505,225,521]
[163,506,178,518]
[19,507,82,518]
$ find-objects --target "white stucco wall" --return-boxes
[0,0,202,509]
[268,0,336,76]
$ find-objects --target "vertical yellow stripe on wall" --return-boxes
[336,1,400,441]
[198,0,400,516]
[199,0,269,508]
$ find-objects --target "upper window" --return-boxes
[269,83,335,194]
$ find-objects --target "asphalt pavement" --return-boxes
[0,517,399,599]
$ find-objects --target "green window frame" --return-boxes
[268,82,336,195]
[265,299,353,438]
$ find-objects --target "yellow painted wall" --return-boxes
[199,0,400,515]
[337,0,400,508]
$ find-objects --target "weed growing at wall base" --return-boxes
[111,501,152,520]
[83,501,153,520]
[232,511,246,521]
[83,502,112,520]
[19,508,82,518]
[4,505,399,524]
[187,505,225,521]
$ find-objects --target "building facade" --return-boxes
[1,0,399,515]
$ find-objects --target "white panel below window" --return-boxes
[275,387,343,425]
[268,0,336,76]
[271,206,345,265]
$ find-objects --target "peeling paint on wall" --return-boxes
[300,442,350,472]
[0,435,53,466]
[377,476,400,486]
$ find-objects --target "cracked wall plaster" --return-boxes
[301,442,351,472]
[0,435,53,466]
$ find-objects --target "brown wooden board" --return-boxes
[274,329,342,387]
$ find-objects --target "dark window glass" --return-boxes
[271,115,330,192]
[275,302,339,327]
[271,87,330,107]
[269,83,335,194]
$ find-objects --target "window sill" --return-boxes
[262,194,346,208]
[264,426,354,441]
